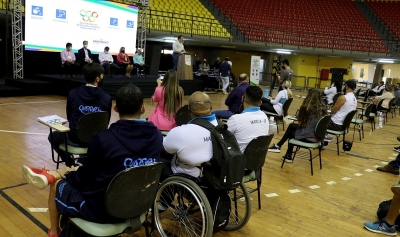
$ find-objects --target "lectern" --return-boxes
[177,53,193,80]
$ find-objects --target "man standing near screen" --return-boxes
[78,40,93,66]
[61,43,80,78]
[172,35,185,71]
[133,48,148,76]
[99,46,118,78]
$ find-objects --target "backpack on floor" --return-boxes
[377,199,400,229]
[192,119,246,191]
[206,190,231,233]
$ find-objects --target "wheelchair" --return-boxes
[153,173,251,237]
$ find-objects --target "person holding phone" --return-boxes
[148,70,184,131]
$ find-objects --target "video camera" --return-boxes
[272,55,282,75]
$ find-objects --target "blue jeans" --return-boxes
[173,53,179,70]
[212,110,234,119]
[389,154,400,169]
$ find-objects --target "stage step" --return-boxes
[5,79,53,96]
[0,85,24,97]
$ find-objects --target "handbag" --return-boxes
[342,126,356,151]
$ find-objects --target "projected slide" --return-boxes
[25,0,138,55]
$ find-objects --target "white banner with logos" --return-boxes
[250,56,261,86]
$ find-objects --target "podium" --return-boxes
[177,53,193,80]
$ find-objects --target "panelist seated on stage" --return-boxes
[77,40,93,66]
[162,92,215,178]
[61,42,80,78]
[172,35,185,71]
[98,46,118,78]
[133,48,148,76]
[227,86,269,153]
[212,73,249,119]
[49,63,112,165]
[21,84,162,237]
[117,47,134,78]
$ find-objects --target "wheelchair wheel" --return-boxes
[154,176,213,237]
[224,182,251,231]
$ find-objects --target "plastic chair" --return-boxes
[242,134,274,209]
[58,112,109,168]
[351,103,373,141]
[263,97,293,134]
[381,97,397,121]
[326,110,358,155]
[66,163,163,237]
[282,115,332,175]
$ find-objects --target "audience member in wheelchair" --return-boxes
[268,89,329,162]
[371,85,394,114]
[260,80,293,115]
[212,73,250,119]
[22,84,163,237]
[148,69,184,131]
[162,92,216,178]
[323,80,341,105]
[49,63,112,165]
[326,80,357,132]
[227,86,269,152]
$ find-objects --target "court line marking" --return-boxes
[0,130,47,135]
[0,183,47,233]
[0,100,66,106]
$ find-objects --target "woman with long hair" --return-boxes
[116,47,134,77]
[148,69,184,130]
[323,79,341,104]
[268,89,329,162]
[260,80,293,115]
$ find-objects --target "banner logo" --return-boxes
[80,10,98,22]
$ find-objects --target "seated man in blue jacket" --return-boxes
[49,63,112,166]
[22,84,163,237]
[212,73,250,119]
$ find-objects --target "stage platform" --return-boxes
[1,74,204,98]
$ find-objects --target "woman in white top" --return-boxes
[323,80,341,104]
[260,80,293,115]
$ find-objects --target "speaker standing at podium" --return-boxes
[172,35,185,70]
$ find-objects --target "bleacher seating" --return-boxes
[103,0,231,38]
[367,0,400,40]
[0,0,25,12]
[211,0,389,54]
[147,0,231,38]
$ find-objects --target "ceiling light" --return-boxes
[163,40,175,43]
[327,55,342,58]
[378,60,394,63]
[277,50,291,54]
[221,45,236,48]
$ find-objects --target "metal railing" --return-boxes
[147,9,244,40]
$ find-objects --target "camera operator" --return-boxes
[277,59,293,91]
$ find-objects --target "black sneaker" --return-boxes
[394,146,400,151]
[281,155,293,163]
[268,144,281,153]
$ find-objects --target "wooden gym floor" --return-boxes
[0,86,399,237]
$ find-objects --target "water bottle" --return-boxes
[264,89,269,98]
[378,112,383,128]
